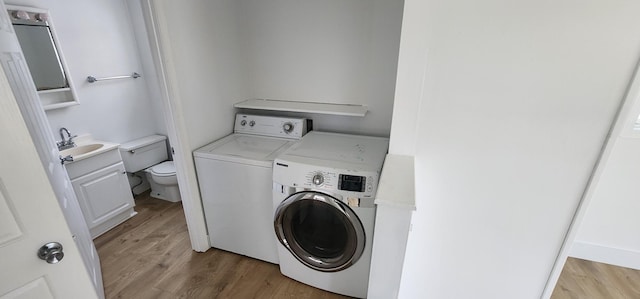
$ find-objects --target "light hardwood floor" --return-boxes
[96,192,640,298]
[551,257,640,299]
[95,192,349,299]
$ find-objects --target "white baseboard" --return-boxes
[570,241,640,270]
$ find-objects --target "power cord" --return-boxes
[129,172,144,195]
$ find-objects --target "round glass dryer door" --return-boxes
[274,191,365,272]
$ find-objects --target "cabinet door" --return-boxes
[71,162,134,229]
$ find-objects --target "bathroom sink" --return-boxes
[60,143,104,157]
[58,136,120,169]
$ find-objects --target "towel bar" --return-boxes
[87,72,140,83]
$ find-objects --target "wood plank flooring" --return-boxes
[551,257,640,299]
[94,192,349,299]
[96,192,640,298]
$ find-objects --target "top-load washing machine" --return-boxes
[272,131,389,298]
[194,114,308,263]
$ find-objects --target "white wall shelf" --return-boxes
[43,100,79,111]
[234,99,368,117]
[40,88,79,110]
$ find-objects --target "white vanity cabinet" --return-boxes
[65,147,136,238]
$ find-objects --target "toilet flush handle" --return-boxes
[129,150,135,154]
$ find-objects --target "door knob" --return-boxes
[37,242,64,264]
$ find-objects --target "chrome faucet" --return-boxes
[57,127,77,150]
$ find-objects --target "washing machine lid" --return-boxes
[193,134,294,167]
[149,161,175,176]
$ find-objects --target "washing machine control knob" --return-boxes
[283,122,293,133]
[312,174,324,186]
[249,120,256,127]
[240,120,247,126]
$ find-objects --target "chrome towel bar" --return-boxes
[87,72,140,83]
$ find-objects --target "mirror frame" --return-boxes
[6,5,79,110]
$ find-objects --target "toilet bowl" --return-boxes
[145,161,181,202]
[119,135,181,203]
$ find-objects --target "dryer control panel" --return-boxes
[234,114,309,139]
[338,174,368,192]
[274,160,380,199]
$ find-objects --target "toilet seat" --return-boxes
[145,161,178,186]
[148,161,175,177]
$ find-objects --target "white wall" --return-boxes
[571,135,640,269]
[126,0,167,138]
[153,0,402,147]
[238,0,403,136]
[7,0,165,144]
[154,0,248,150]
[570,79,640,269]
[391,0,640,298]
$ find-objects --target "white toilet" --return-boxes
[119,135,181,202]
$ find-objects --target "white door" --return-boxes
[0,3,100,298]
[0,57,97,297]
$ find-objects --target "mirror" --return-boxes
[7,5,78,110]
[13,22,67,90]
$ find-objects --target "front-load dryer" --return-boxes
[272,131,389,298]
[194,114,308,263]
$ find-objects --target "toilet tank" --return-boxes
[119,135,168,172]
